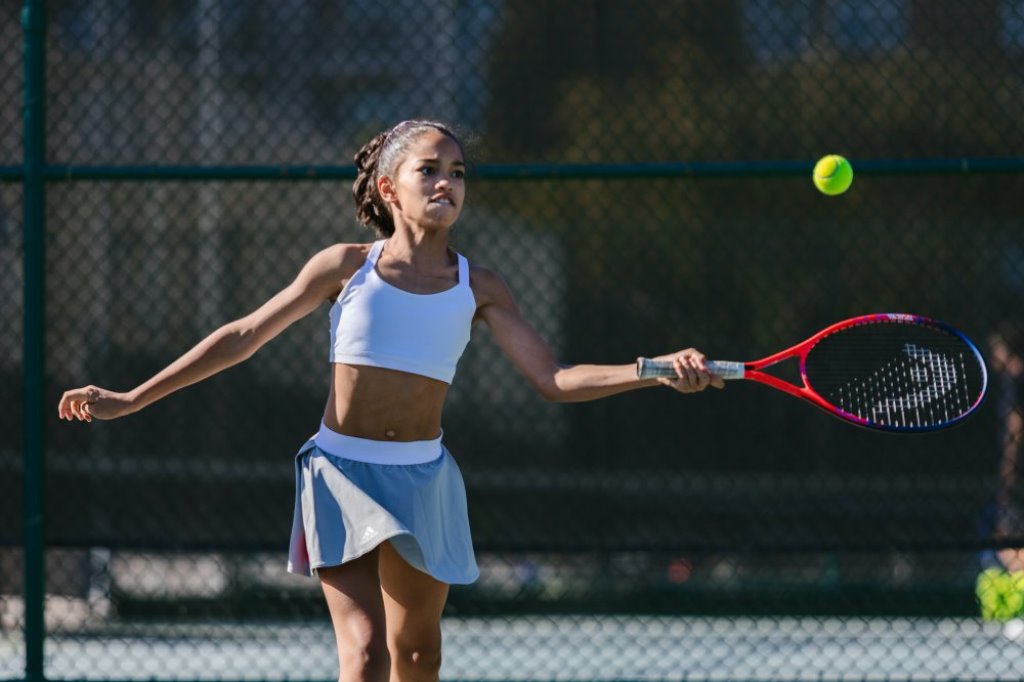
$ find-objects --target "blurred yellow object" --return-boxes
[976,567,1024,621]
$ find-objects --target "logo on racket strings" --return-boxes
[838,343,965,426]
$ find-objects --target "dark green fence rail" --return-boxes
[7,157,1024,184]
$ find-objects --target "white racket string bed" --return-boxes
[638,313,988,433]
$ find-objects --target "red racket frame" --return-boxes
[640,313,988,432]
[727,313,986,431]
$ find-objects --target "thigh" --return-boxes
[378,540,449,647]
[318,548,387,654]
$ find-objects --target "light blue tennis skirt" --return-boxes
[287,422,479,585]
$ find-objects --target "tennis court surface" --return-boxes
[3,615,1022,681]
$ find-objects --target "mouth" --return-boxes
[429,195,456,207]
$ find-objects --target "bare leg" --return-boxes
[378,541,450,682]
[319,548,391,682]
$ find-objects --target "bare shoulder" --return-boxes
[305,242,375,279]
[469,264,515,308]
[313,242,372,272]
[299,242,374,300]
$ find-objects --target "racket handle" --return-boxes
[636,358,745,380]
[706,360,745,379]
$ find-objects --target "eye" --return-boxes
[452,169,465,179]
[418,166,436,176]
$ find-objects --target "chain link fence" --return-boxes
[3,1,1024,680]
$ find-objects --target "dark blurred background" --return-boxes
[2,1,1023,680]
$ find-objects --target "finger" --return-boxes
[681,356,709,387]
[676,362,698,388]
[659,376,690,393]
[690,353,709,372]
[684,354,713,390]
[679,351,703,368]
[59,390,81,420]
[72,399,90,421]
[61,389,84,418]
[668,380,691,393]
[710,375,726,389]
[668,365,693,392]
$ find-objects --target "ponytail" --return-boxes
[350,120,463,238]
[352,130,395,237]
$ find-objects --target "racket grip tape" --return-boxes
[636,358,745,380]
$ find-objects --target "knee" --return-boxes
[338,637,391,682]
[391,637,442,680]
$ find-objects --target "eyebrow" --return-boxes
[415,158,466,166]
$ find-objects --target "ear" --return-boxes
[377,175,398,204]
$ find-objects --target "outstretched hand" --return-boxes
[653,348,725,394]
[58,386,134,422]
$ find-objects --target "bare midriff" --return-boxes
[323,363,448,442]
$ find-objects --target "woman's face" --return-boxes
[381,130,466,231]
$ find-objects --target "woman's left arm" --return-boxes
[472,267,723,402]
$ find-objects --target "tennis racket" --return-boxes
[637,313,988,433]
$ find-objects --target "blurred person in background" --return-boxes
[977,327,1024,640]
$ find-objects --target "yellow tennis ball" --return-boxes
[813,155,853,195]
[976,567,1024,621]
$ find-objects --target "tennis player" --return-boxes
[58,119,723,682]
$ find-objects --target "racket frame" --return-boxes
[639,313,988,433]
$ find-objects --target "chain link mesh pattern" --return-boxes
[4,1,1024,680]
[0,182,23,665]
[0,5,21,164]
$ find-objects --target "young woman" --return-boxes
[58,119,723,682]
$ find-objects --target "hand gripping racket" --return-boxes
[637,313,988,433]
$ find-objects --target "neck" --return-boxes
[383,226,453,267]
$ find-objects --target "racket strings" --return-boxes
[835,346,967,427]
[812,324,985,430]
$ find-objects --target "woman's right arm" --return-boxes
[58,243,363,422]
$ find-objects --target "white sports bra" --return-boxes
[329,240,476,384]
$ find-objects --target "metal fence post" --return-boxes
[22,1,47,681]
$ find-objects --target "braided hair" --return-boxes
[352,120,462,237]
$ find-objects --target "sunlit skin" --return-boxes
[325,132,468,440]
[57,130,722,435]
[55,126,723,682]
